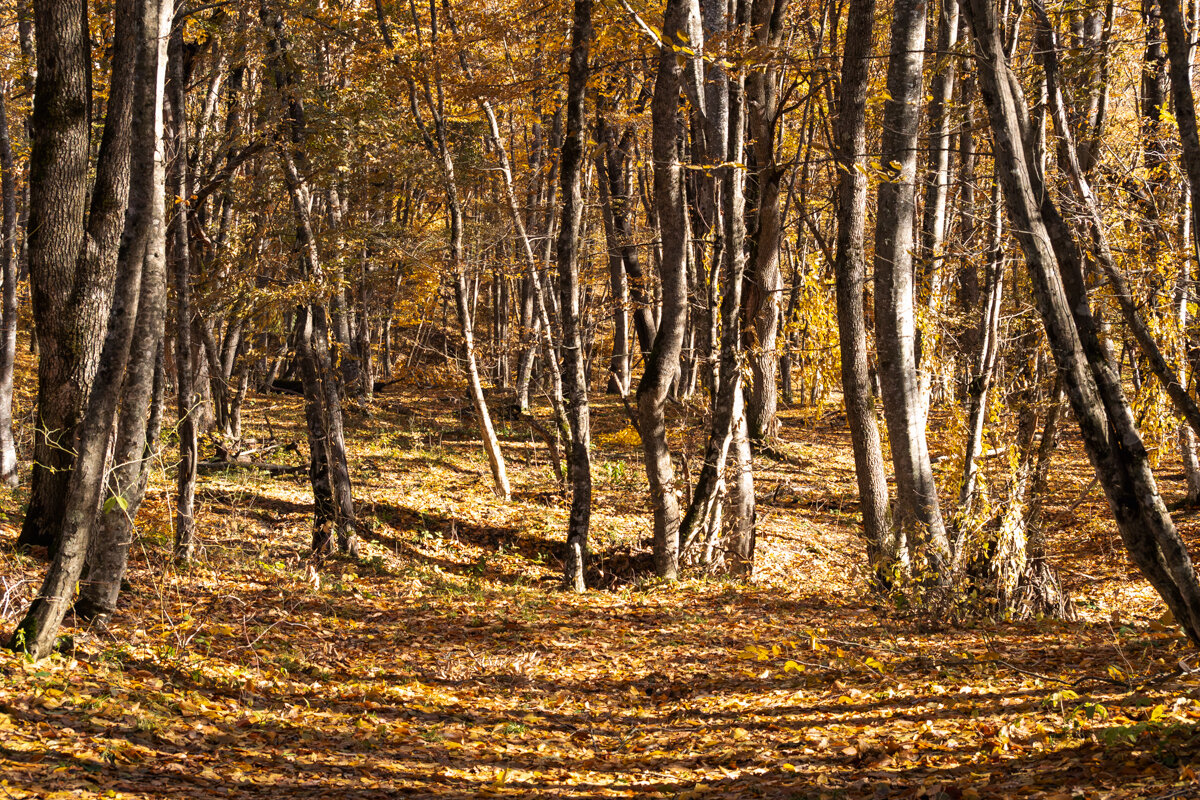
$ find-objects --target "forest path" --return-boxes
[0,386,1199,798]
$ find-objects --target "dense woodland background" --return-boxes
[6,0,1200,796]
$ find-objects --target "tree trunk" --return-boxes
[640,0,699,579]
[680,15,752,563]
[168,27,198,562]
[833,0,897,574]
[0,88,18,488]
[874,0,952,580]
[966,0,1200,644]
[955,178,1004,524]
[557,0,594,592]
[744,0,789,444]
[263,1,362,554]
[10,0,168,658]
[20,0,138,552]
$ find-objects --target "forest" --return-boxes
[5,0,1200,796]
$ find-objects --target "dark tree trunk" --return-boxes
[20,0,138,552]
[11,0,168,658]
[263,1,362,554]
[168,27,198,562]
[557,0,594,592]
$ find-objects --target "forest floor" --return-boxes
[2,369,1200,798]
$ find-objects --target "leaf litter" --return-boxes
[0,389,1198,798]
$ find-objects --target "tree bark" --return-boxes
[833,0,896,574]
[263,1,362,554]
[965,0,1200,644]
[11,0,168,658]
[20,0,138,552]
[744,0,789,444]
[168,27,198,562]
[557,0,594,592]
[874,0,952,580]
[640,0,699,579]
[0,88,18,488]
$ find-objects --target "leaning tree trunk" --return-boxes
[378,0,511,501]
[639,0,699,580]
[873,0,952,581]
[10,0,168,658]
[833,0,897,575]
[966,0,1200,644]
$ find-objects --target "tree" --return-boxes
[873,0,952,581]
[964,0,1200,643]
[833,0,896,574]
[10,0,169,657]
[18,0,139,553]
[641,0,701,579]
[557,0,595,592]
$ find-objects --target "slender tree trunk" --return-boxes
[168,28,198,562]
[917,0,960,412]
[377,0,511,500]
[557,0,594,591]
[1163,0,1200,266]
[640,0,699,579]
[874,0,952,580]
[956,178,1004,521]
[744,0,788,444]
[263,1,362,553]
[78,148,168,619]
[0,89,18,488]
[833,0,896,574]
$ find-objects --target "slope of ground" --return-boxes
[0,383,1198,799]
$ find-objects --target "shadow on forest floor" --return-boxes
[2,389,1200,799]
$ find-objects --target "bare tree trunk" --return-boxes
[378,0,511,500]
[956,178,1004,522]
[10,0,168,658]
[0,89,18,488]
[78,132,169,618]
[640,0,699,579]
[917,0,960,412]
[874,0,952,579]
[966,0,1200,644]
[262,1,362,554]
[557,0,594,592]
[744,0,789,444]
[833,0,896,574]
[168,27,198,562]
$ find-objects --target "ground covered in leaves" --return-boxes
[2,381,1200,799]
